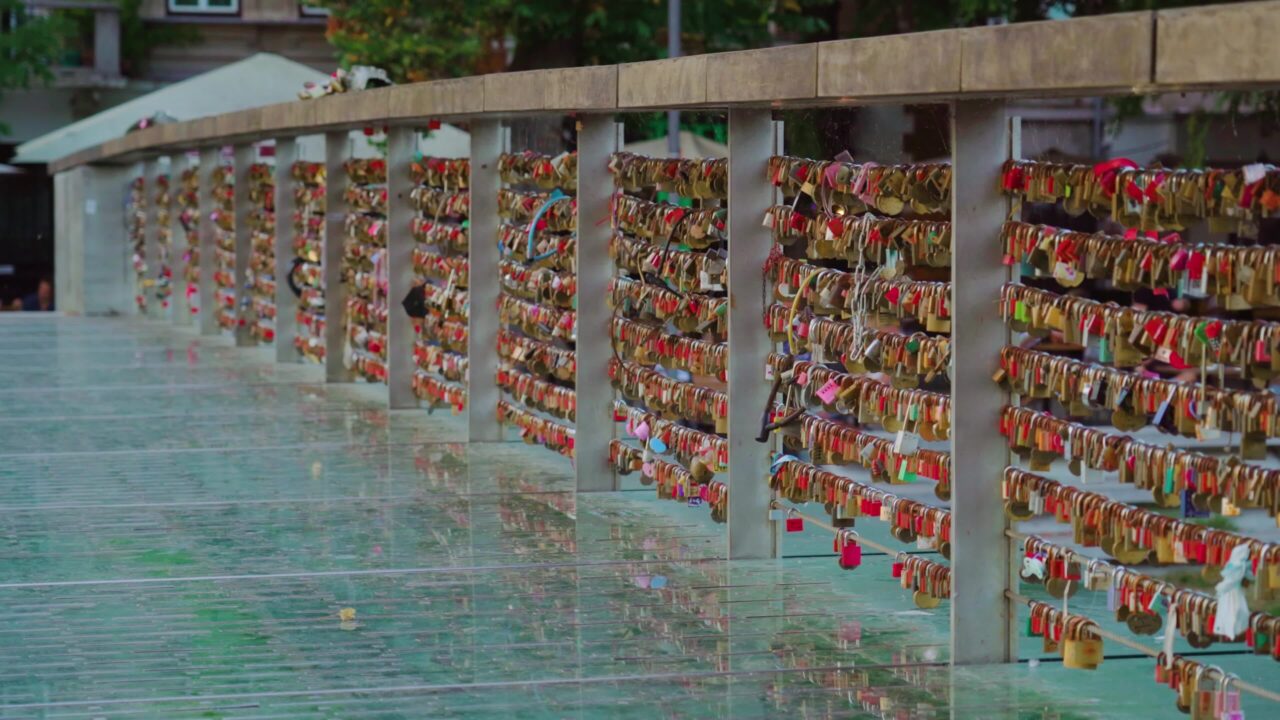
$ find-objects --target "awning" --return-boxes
[13,53,332,166]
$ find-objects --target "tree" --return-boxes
[316,0,829,83]
[0,0,73,134]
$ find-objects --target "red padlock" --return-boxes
[839,537,862,570]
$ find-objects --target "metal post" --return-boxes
[467,120,505,441]
[574,115,620,491]
[93,8,120,78]
[324,131,351,382]
[386,126,417,408]
[143,158,161,318]
[171,153,190,325]
[949,99,1014,664]
[274,138,299,362]
[198,148,219,336]
[725,109,776,560]
[232,143,254,346]
[666,0,682,155]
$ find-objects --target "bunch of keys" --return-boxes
[768,255,951,329]
[496,400,575,457]
[343,158,386,186]
[413,341,467,382]
[412,371,466,412]
[1000,283,1280,383]
[498,223,577,269]
[497,189,577,231]
[412,219,469,256]
[247,162,273,201]
[608,358,726,429]
[1003,158,1280,232]
[344,184,387,214]
[497,328,575,382]
[411,156,469,189]
[350,352,387,383]
[409,186,469,218]
[499,294,576,345]
[784,412,951,496]
[252,296,275,320]
[610,315,727,380]
[496,365,577,422]
[610,194,726,249]
[1005,468,1261,574]
[614,400,727,471]
[414,249,469,288]
[499,259,576,309]
[346,296,387,334]
[1027,600,1104,670]
[348,323,387,360]
[251,275,274,301]
[609,151,727,199]
[419,316,468,354]
[608,276,727,337]
[782,357,951,440]
[153,172,171,207]
[499,150,577,189]
[767,204,951,268]
[768,305,950,386]
[894,554,951,609]
[1154,655,1249,718]
[291,161,325,186]
[1006,216,1280,307]
[294,184,324,216]
[997,345,1274,439]
[769,155,952,216]
[609,440,700,497]
[293,209,323,242]
[415,283,468,319]
[999,405,1279,517]
[610,232,726,294]
[768,458,951,552]
[210,164,234,189]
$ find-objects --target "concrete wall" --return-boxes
[143,24,333,82]
[1,88,152,146]
[58,164,135,316]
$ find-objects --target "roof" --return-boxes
[13,53,331,165]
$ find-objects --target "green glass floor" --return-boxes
[0,316,1273,719]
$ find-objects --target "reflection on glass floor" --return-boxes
[0,316,1261,719]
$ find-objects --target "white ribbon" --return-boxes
[1212,543,1254,639]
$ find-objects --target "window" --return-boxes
[300,3,329,17]
[168,0,239,15]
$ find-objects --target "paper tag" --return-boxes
[1243,162,1268,184]
[1053,262,1078,284]
[893,430,919,456]
[815,379,840,405]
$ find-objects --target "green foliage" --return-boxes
[0,1,198,134]
[0,1,71,92]
[315,0,830,82]
[0,1,73,135]
[60,1,199,76]
[317,0,484,83]
[118,0,200,76]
